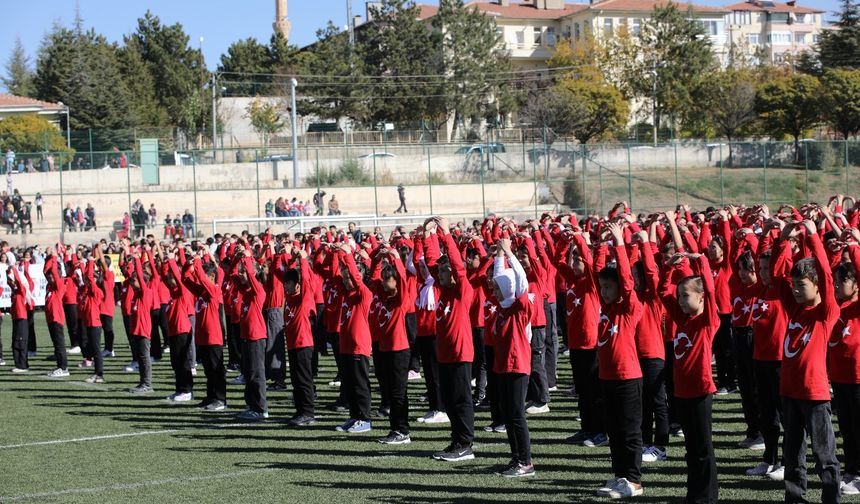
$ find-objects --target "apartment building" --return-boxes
[723,0,826,64]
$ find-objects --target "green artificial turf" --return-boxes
[0,309,845,503]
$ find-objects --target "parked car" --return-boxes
[357,152,396,160]
[455,143,506,156]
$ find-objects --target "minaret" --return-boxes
[274,0,292,40]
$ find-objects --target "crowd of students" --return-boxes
[2,196,860,503]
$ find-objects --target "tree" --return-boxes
[629,5,717,138]
[700,68,758,160]
[218,37,272,95]
[117,44,169,128]
[34,18,135,150]
[820,69,860,139]
[801,0,860,73]
[520,86,585,145]
[124,11,208,143]
[434,0,516,139]
[362,0,444,124]
[756,73,821,163]
[245,97,284,155]
[0,114,75,159]
[556,77,629,144]
[3,36,35,97]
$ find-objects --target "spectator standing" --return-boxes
[85,204,96,231]
[148,204,157,228]
[5,149,14,174]
[46,153,54,172]
[328,195,341,216]
[182,209,195,238]
[6,172,12,196]
[395,184,407,214]
[34,193,43,222]
[313,190,326,216]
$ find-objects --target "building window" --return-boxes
[546,27,556,46]
[516,30,525,48]
[533,26,542,45]
[604,18,613,35]
[746,33,759,45]
[768,32,791,44]
[813,33,820,43]
[631,18,641,36]
[794,32,806,44]
[574,22,581,40]
[699,20,719,36]
[731,11,751,25]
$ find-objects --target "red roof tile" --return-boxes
[0,94,64,111]
[723,1,823,14]
[464,1,588,20]
[586,0,726,14]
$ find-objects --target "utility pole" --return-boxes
[211,74,218,162]
[347,0,355,46]
[651,59,658,146]
[291,78,299,188]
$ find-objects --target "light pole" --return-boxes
[59,101,71,169]
[290,78,299,188]
[211,74,218,162]
[651,60,659,146]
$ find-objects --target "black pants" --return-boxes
[227,321,241,369]
[417,336,444,412]
[527,326,549,405]
[101,314,115,352]
[438,361,475,446]
[640,357,669,448]
[168,333,194,394]
[27,310,35,352]
[130,335,151,386]
[150,308,166,360]
[377,349,410,434]
[199,344,226,404]
[242,338,268,413]
[12,318,28,369]
[603,378,643,484]
[485,345,504,426]
[372,342,390,411]
[471,327,486,403]
[312,305,327,377]
[406,313,420,372]
[731,326,759,437]
[342,353,371,421]
[754,360,783,467]
[555,292,567,350]
[288,347,315,417]
[782,397,841,504]
[570,348,604,434]
[122,314,133,361]
[48,322,67,370]
[501,372,531,465]
[677,394,719,504]
[833,383,860,478]
[327,331,347,406]
[396,197,407,213]
[85,326,104,376]
[664,341,680,430]
[713,314,736,390]
[544,300,558,389]
[263,308,286,387]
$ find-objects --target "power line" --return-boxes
[215,65,585,81]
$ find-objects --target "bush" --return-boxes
[0,114,75,162]
[303,159,373,187]
[805,142,839,171]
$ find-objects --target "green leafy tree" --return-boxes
[756,73,821,162]
[820,69,860,139]
[218,37,272,95]
[556,77,629,144]
[3,36,35,97]
[800,0,860,73]
[117,45,169,128]
[699,68,758,160]
[360,0,444,124]
[0,114,75,160]
[245,96,284,155]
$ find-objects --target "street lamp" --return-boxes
[290,78,299,188]
[58,101,71,169]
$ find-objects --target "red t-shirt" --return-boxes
[556,234,602,350]
[183,259,224,346]
[371,255,410,352]
[427,233,474,364]
[635,242,665,360]
[660,255,718,399]
[284,258,315,350]
[338,252,372,356]
[493,292,533,375]
[43,257,66,325]
[235,256,267,341]
[597,245,644,380]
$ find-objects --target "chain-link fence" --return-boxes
[3,139,859,244]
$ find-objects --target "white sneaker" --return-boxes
[191,366,198,376]
[68,346,82,355]
[328,379,341,387]
[738,434,765,450]
[470,378,476,387]
[840,474,860,495]
[124,361,139,372]
[746,462,773,476]
[766,465,785,481]
[228,375,246,385]
[607,478,643,499]
[47,368,70,378]
[11,367,29,373]
[526,403,550,415]
[407,370,422,381]
[641,446,667,462]
[0,358,6,366]
[423,411,450,424]
[168,392,193,402]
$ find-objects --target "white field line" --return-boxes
[0,468,280,502]
[0,429,180,450]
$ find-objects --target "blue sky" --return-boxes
[0,0,843,75]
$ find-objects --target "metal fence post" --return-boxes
[255,152,261,234]
[673,142,679,207]
[581,144,587,215]
[316,148,321,214]
[845,139,850,190]
[804,141,810,203]
[59,161,65,241]
[533,149,539,219]
[427,145,434,215]
[126,154,132,218]
[88,128,94,170]
[719,142,724,206]
[192,152,198,235]
[372,147,379,217]
[480,159,486,217]
[762,142,768,205]
[598,157,604,216]
[627,144,633,210]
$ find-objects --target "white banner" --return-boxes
[0,265,48,308]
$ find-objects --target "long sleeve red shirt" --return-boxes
[284,257,315,350]
[597,244,644,380]
[426,232,474,364]
[337,251,372,356]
